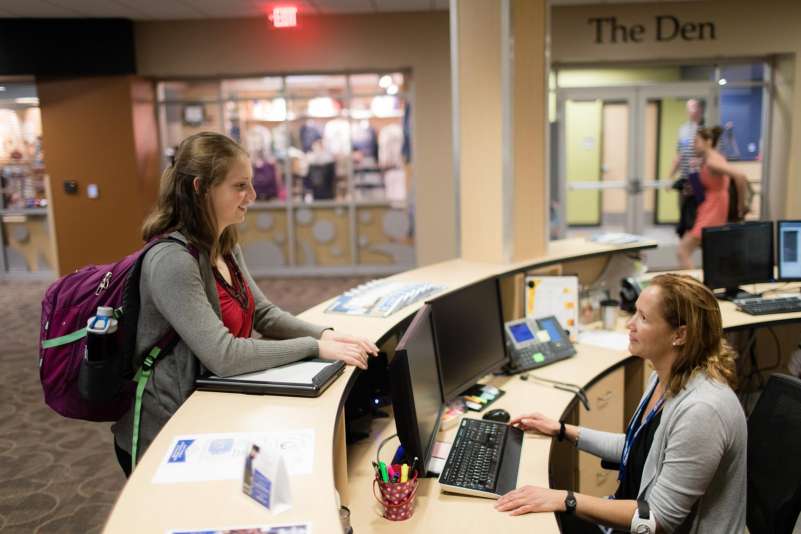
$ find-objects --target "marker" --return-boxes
[378,461,389,482]
[387,464,396,482]
[401,464,409,483]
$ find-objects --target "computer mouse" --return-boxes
[482,408,511,423]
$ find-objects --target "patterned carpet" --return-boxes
[0,276,369,533]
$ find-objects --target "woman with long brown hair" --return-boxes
[498,274,746,533]
[676,126,750,269]
[111,132,378,476]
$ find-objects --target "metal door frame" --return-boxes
[556,82,717,236]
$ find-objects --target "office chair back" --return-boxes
[747,373,801,534]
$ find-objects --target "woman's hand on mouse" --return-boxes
[509,412,559,437]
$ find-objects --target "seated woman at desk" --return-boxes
[111,132,378,476]
[498,274,746,533]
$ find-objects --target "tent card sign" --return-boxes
[243,443,292,513]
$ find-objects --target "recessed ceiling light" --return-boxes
[718,78,728,86]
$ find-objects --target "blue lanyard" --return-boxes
[619,381,665,482]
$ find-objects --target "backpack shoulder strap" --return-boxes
[128,236,199,471]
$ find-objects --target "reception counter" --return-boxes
[103,238,679,533]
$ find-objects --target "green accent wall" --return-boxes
[557,67,681,88]
[566,100,601,225]
[655,98,687,223]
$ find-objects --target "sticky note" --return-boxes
[536,330,551,342]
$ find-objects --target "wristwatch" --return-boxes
[564,490,577,514]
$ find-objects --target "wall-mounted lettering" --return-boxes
[588,16,716,44]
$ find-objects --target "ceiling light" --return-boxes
[718,78,727,86]
[378,75,392,89]
[387,84,399,96]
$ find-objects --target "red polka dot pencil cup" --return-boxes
[372,461,419,521]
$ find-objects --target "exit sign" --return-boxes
[271,6,298,28]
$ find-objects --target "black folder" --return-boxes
[195,359,345,397]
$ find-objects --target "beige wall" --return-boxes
[134,12,455,267]
[551,0,801,219]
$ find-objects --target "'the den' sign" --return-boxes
[588,16,717,44]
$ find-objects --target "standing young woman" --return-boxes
[497,274,746,533]
[676,126,750,269]
[111,132,378,475]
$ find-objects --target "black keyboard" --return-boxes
[506,341,576,373]
[735,295,801,315]
[438,418,523,498]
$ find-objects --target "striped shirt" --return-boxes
[677,121,700,179]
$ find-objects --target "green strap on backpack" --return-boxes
[131,341,172,470]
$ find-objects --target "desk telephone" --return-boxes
[503,315,576,373]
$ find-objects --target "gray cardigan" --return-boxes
[577,371,747,533]
[111,232,329,461]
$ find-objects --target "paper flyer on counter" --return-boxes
[153,430,314,484]
[170,522,310,534]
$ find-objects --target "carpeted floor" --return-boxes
[0,276,369,533]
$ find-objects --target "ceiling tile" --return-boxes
[0,0,84,17]
[43,0,147,18]
[375,0,432,12]
[312,0,376,15]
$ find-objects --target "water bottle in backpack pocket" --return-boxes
[78,306,122,401]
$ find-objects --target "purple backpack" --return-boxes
[39,237,192,422]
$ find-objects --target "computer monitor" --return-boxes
[702,221,774,300]
[429,277,508,402]
[389,304,444,469]
[778,220,801,281]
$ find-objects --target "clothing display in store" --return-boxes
[323,118,350,158]
[245,125,273,159]
[379,123,404,169]
[306,162,336,200]
[299,121,323,152]
[351,120,378,160]
[252,160,281,200]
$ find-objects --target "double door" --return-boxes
[555,84,716,238]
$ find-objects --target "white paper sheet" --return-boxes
[169,522,310,534]
[577,330,630,352]
[153,430,315,484]
[223,361,334,384]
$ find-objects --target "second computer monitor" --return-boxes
[390,304,443,468]
[429,277,508,402]
[702,221,774,299]
[778,220,801,281]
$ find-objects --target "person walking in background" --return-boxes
[669,99,705,239]
[676,126,750,269]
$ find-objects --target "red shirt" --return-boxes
[214,256,255,338]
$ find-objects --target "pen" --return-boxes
[371,461,380,478]
[379,461,389,482]
[410,456,419,478]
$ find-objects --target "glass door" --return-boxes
[635,83,716,237]
[556,84,716,241]
[556,87,636,237]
